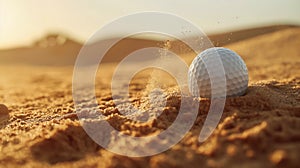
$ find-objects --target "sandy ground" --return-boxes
[0,28,300,168]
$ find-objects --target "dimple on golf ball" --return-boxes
[188,47,248,98]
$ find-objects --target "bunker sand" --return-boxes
[0,27,300,167]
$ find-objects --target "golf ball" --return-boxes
[188,47,248,97]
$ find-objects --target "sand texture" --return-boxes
[0,27,299,168]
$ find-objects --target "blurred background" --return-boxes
[0,0,299,66]
[1,0,299,49]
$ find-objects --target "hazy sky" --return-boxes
[0,0,299,49]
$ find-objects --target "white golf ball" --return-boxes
[188,47,248,97]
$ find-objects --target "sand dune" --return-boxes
[209,25,297,46]
[0,34,81,66]
[0,34,160,66]
[225,27,300,81]
[0,26,299,167]
[0,25,297,66]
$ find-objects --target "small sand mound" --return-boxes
[0,104,9,115]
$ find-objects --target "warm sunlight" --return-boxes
[0,1,299,167]
[0,0,299,49]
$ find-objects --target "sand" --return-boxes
[0,27,299,168]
